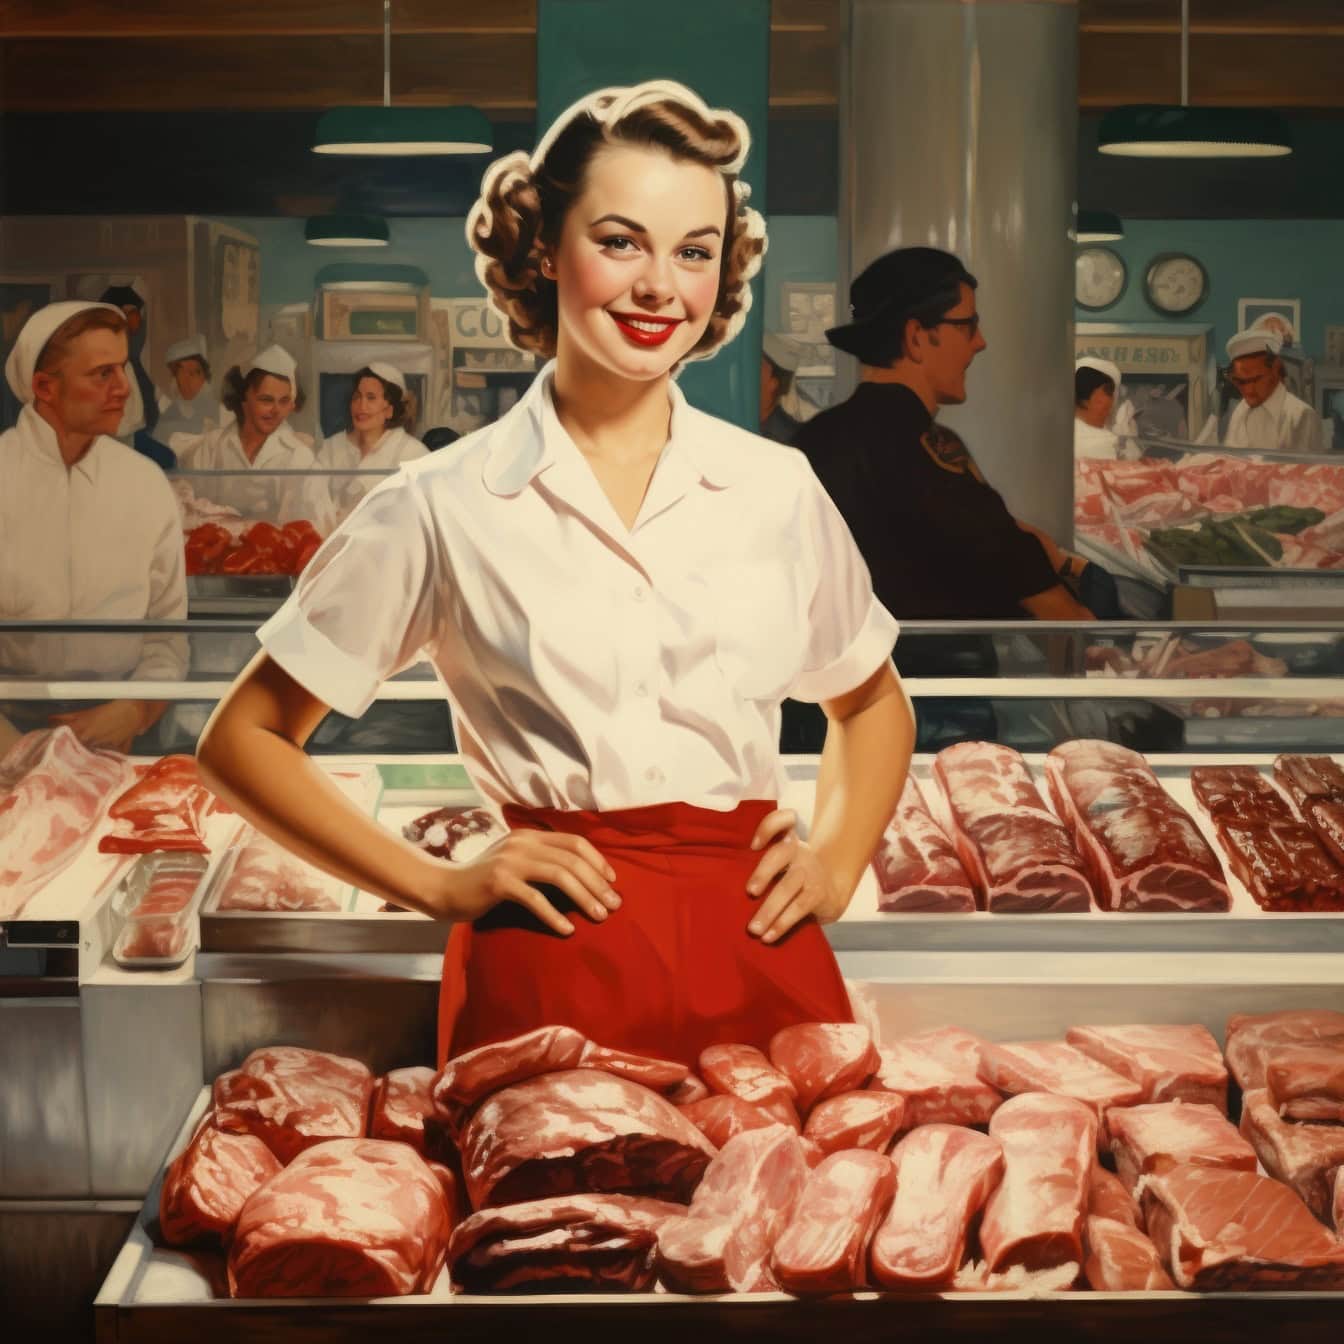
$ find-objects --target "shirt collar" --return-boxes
[1253,380,1288,418]
[19,404,103,483]
[482,361,748,497]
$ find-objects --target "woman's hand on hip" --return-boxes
[438,831,619,935]
[744,808,845,943]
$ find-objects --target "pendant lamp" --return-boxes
[305,214,390,247]
[313,2,493,156]
[1098,0,1290,159]
[1075,210,1124,243]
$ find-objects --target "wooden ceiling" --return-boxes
[1,1,1342,113]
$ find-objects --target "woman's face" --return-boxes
[1078,382,1115,428]
[548,143,727,383]
[351,376,392,433]
[170,358,207,401]
[242,373,295,437]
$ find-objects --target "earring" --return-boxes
[540,255,556,279]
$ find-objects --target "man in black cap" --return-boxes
[795,247,1092,621]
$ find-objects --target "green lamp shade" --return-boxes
[1098,105,1291,159]
[1075,209,1124,243]
[304,215,390,247]
[313,106,493,156]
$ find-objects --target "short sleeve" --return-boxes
[789,465,900,703]
[256,475,438,718]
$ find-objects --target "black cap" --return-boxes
[825,247,975,363]
[99,285,145,310]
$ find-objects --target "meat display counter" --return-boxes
[3,616,1344,1337]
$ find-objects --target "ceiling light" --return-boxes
[1075,210,1125,243]
[305,214,390,247]
[1096,1,1291,159]
[311,2,493,157]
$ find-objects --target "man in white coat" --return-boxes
[1221,327,1324,454]
[0,301,187,751]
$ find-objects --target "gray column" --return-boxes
[839,0,1078,539]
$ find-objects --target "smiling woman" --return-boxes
[196,79,914,1071]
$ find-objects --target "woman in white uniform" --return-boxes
[1073,356,1124,460]
[198,81,914,1068]
[156,333,223,443]
[176,345,333,530]
[315,362,427,518]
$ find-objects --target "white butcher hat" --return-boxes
[4,300,124,403]
[1075,355,1123,389]
[365,360,406,392]
[245,343,298,384]
[1226,327,1283,361]
[165,333,208,365]
[763,333,802,374]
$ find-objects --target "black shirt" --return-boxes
[795,383,1058,620]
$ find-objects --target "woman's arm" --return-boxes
[196,653,619,933]
[746,659,913,942]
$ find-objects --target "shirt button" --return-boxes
[633,584,647,602]
[634,680,649,698]
[645,766,663,784]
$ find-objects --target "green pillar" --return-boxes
[536,0,769,430]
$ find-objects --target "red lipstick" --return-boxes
[609,311,683,347]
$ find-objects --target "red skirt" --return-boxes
[437,800,854,1068]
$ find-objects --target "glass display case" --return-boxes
[4,617,1343,1334]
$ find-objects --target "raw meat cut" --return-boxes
[1224,1009,1344,1092]
[0,727,129,919]
[666,1074,710,1106]
[1265,1045,1344,1123]
[117,915,190,961]
[1139,1162,1344,1290]
[1240,1088,1344,1224]
[99,754,213,854]
[1307,799,1344,866]
[1107,1102,1257,1194]
[1273,754,1344,813]
[1213,820,1344,912]
[655,1125,807,1293]
[228,1139,451,1297]
[1065,1023,1228,1110]
[459,1069,715,1210]
[403,805,505,862]
[1088,1163,1142,1229]
[434,1025,588,1109]
[447,1193,683,1293]
[214,827,347,912]
[871,776,976,912]
[212,1046,374,1165]
[771,1149,895,1295]
[1190,765,1295,826]
[369,1066,438,1154]
[129,866,204,917]
[903,1024,990,1079]
[933,742,1094,912]
[869,1036,1001,1129]
[579,1042,688,1093]
[869,1124,1004,1290]
[159,1124,281,1248]
[977,1041,1144,1140]
[802,1091,905,1157]
[766,1023,878,1113]
[1045,741,1229,912]
[699,1043,800,1129]
[1082,1216,1174,1291]
[978,1093,1096,1276]
[1334,1167,1344,1236]
[678,1095,781,1149]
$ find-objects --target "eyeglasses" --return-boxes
[934,314,981,337]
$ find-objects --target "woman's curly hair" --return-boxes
[465,80,767,363]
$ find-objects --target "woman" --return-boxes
[315,362,427,516]
[197,81,913,1067]
[177,345,332,530]
[1073,356,1123,460]
[157,334,223,442]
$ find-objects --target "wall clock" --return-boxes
[1075,247,1126,311]
[1144,252,1209,316]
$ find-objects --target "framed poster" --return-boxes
[780,281,837,377]
[1315,366,1344,451]
[320,288,419,341]
[1237,298,1301,346]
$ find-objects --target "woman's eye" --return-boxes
[680,246,714,263]
[599,235,637,253]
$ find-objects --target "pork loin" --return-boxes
[1107,1101,1257,1195]
[1065,1023,1227,1110]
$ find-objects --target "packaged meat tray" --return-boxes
[110,851,213,969]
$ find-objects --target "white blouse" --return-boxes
[315,427,428,516]
[1224,382,1324,455]
[0,405,187,678]
[258,365,898,812]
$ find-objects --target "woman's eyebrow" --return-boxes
[589,213,645,231]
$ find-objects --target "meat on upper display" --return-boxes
[870,776,976,913]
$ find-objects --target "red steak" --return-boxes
[1265,1045,1344,1123]
[369,1067,438,1154]
[678,1095,780,1150]
[228,1139,451,1297]
[159,1123,281,1248]
[871,776,977,912]
[1107,1102,1256,1195]
[1224,1009,1344,1092]
[767,1023,878,1114]
[802,1091,906,1158]
[699,1043,800,1129]
[1240,1088,1344,1224]
[1066,1023,1227,1110]
[1082,1216,1174,1292]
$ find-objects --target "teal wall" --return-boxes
[536,0,771,429]
[1072,219,1344,362]
[760,216,839,330]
